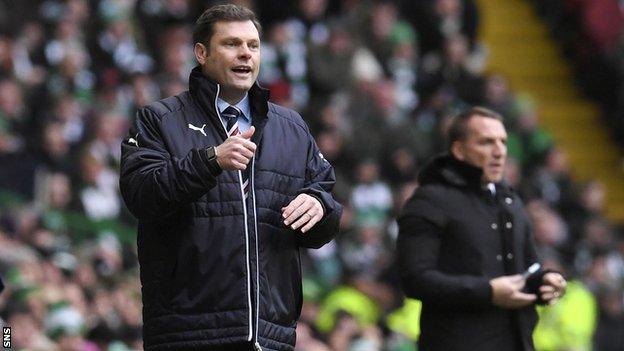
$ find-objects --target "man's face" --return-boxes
[452,116,508,183]
[195,20,260,101]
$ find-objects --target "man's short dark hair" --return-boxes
[447,106,504,148]
[192,4,262,46]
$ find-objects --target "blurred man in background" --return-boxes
[397,107,566,350]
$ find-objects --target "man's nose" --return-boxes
[238,45,252,59]
[493,141,506,157]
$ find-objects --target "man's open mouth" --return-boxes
[232,66,252,74]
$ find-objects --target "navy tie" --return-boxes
[222,106,242,136]
[222,106,250,199]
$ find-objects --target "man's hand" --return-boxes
[540,272,567,305]
[282,194,324,233]
[490,274,537,309]
[215,126,256,170]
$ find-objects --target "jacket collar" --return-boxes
[188,66,270,139]
[418,154,482,188]
[418,153,514,197]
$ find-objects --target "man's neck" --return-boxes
[219,89,247,105]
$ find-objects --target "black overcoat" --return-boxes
[397,155,543,351]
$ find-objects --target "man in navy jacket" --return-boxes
[119,5,341,350]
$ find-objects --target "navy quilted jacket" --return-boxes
[119,67,342,351]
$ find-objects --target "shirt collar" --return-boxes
[487,182,496,195]
[217,93,252,122]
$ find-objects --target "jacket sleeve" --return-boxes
[520,214,557,305]
[119,106,221,221]
[397,192,493,311]
[295,128,342,249]
[522,211,539,270]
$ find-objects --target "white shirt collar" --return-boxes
[487,183,496,195]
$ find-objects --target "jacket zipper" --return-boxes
[251,158,261,350]
[213,84,254,341]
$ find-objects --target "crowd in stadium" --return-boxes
[0,0,622,350]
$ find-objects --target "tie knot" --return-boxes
[222,106,242,120]
[223,106,242,135]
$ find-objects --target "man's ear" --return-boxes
[194,42,208,65]
[451,141,465,161]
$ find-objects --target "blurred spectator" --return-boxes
[77,150,120,220]
[40,120,73,172]
[51,95,87,147]
[340,223,391,280]
[88,110,126,166]
[419,33,483,106]
[506,96,554,170]
[153,25,194,85]
[307,21,357,109]
[287,0,331,46]
[363,1,417,76]
[315,127,354,173]
[567,180,609,245]
[259,20,308,109]
[316,287,380,336]
[94,4,154,75]
[350,160,393,226]
[382,147,418,187]
[3,21,47,86]
[526,147,576,212]
[37,172,73,236]
[527,199,569,255]
[0,79,29,159]
[483,74,517,124]
[402,0,479,56]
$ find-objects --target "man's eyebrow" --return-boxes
[220,36,242,42]
[219,36,259,41]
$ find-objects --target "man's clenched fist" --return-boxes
[215,126,256,171]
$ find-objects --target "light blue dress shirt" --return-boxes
[217,93,252,133]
